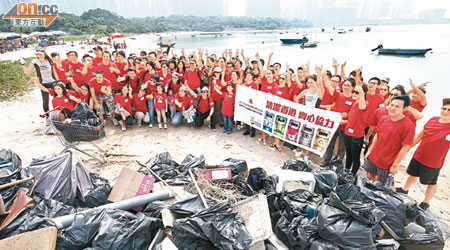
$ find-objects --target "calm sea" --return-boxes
[161,23,450,127]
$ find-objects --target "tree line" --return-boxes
[0,8,310,35]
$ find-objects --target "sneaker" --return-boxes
[212,128,216,131]
[112,119,119,126]
[45,117,50,126]
[250,131,255,137]
[137,120,142,127]
[121,124,126,131]
[395,187,409,195]
[243,131,250,136]
[189,123,195,129]
[164,123,168,129]
[222,129,227,133]
[237,125,241,131]
[158,123,162,129]
[419,202,430,211]
[227,131,232,135]
[148,123,153,128]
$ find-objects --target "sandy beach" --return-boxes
[0,33,449,243]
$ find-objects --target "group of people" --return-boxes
[21,44,449,211]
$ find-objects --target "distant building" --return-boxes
[245,0,281,18]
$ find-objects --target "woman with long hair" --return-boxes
[33,79,80,111]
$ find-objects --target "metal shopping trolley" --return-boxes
[41,106,107,164]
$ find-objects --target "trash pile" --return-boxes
[0,148,447,250]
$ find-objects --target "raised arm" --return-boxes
[315,65,325,99]
[32,77,49,93]
[340,61,347,81]
[332,58,339,76]
[255,52,265,76]
[355,85,366,110]
[408,79,427,106]
[266,52,273,70]
[22,61,35,75]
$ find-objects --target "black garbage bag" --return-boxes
[328,155,343,173]
[0,148,22,185]
[313,170,337,197]
[309,238,340,250]
[358,178,406,237]
[28,152,94,206]
[169,195,207,216]
[0,195,80,239]
[274,215,318,250]
[172,202,252,250]
[336,183,361,201]
[337,170,356,185]
[376,239,400,250]
[57,208,162,250]
[219,158,248,176]
[141,200,167,218]
[229,175,256,196]
[179,154,205,171]
[74,173,111,208]
[68,101,101,126]
[397,203,444,250]
[281,159,313,172]
[317,203,377,250]
[247,168,278,194]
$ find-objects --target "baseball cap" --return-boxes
[35,47,45,55]
[381,77,390,83]
[93,46,102,51]
[442,98,450,106]
[130,53,137,57]
[179,86,187,92]
[171,72,179,78]
[201,86,209,92]
[213,67,222,73]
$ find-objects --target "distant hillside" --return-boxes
[0,8,310,35]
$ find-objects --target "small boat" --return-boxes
[300,41,318,48]
[191,34,197,37]
[366,27,371,32]
[348,28,353,32]
[337,28,346,34]
[321,28,325,32]
[199,32,222,36]
[372,45,432,56]
[158,42,175,48]
[280,36,309,44]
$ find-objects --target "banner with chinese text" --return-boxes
[234,85,342,157]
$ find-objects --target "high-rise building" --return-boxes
[245,0,281,18]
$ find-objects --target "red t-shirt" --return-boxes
[345,102,368,137]
[244,81,258,90]
[83,66,96,84]
[114,61,128,77]
[132,93,149,113]
[369,116,415,170]
[157,71,172,87]
[196,95,214,113]
[209,78,223,101]
[366,93,385,123]
[53,64,67,82]
[145,80,157,95]
[48,89,77,110]
[185,69,201,89]
[271,85,292,100]
[332,91,355,130]
[413,117,450,168]
[89,78,112,96]
[125,76,140,94]
[114,93,133,115]
[260,76,276,93]
[409,100,426,125]
[290,81,305,97]
[224,71,232,82]
[321,88,334,106]
[369,106,415,127]
[92,57,102,66]
[78,91,90,103]
[137,65,146,79]
[95,62,119,90]
[175,94,193,112]
[65,61,84,88]
[222,91,235,117]
[153,92,167,110]
[170,82,182,95]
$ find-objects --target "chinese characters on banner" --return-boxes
[234,85,342,157]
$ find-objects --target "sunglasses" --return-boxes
[441,107,450,111]
[201,91,208,93]
[280,77,286,80]
[390,93,399,97]
[380,88,388,91]
[352,90,359,94]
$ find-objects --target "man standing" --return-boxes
[364,95,415,185]
[396,98,450,210]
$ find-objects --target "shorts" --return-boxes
[364,159,390,184]
[406,158,441,185]
[116,114,133,125]
[96,95,115,116]
[155,108,166,112]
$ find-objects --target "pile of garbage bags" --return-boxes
[0,148,447,250]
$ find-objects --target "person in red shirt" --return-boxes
[92,46,103,65]
[176,61,186,83]
[95,51,120,91]
[214,83,235,135]
[344,85,368,175]
[157,62,172,91]
[114,50,129,78]
[168,73,182,95]
[114,85,133,131]
[50,52,67,84]
[33,79,79,111]
[365,77,385,122]
[224,62,234,82]
[322,77,356,167]
[153,83,168,129]
[270,74,292,150]
[209,67,224,130]
[118,68,141,94]
[396,98,450,211]
[141,74,159,127]
[186,86,215,128]
[65,51,85,90]
[364,95,415,185]
[242,72,258,137]
[133,87,152,127]
[184,60,202,91]
[171,86,195,127]
[66,78,94,110]
[407,79,428,124]
[89,70,115,121]
[379,85,390,102]
[81,54,96,83]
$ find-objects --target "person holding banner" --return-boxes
[242,72,258,137]
[270,73,292,151]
